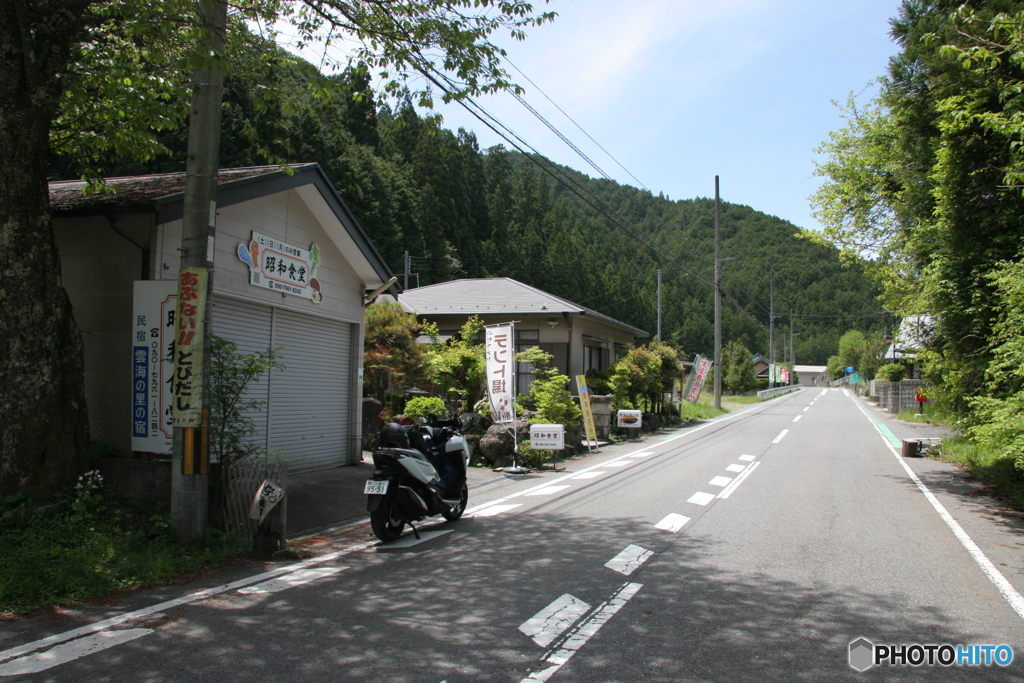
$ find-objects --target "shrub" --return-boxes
[403,396,448,423]
[876,363,906,382]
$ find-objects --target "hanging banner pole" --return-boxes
[576,374,597,454]
[485,322,525,472]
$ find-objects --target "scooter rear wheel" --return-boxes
[441,482,469,521]
[370,495,405,542]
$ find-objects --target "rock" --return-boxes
[478,420,530,467]
[362,397,384,449]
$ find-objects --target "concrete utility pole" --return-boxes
[714,177,722,410]
[768,270,775,388]
[404,250,410,290]
[171,0,228,544]
[656,268,662,343]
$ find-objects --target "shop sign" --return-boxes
[238,231,322,303]
[684,355,713,403]
[172,268,207,427]
[131,281,177,453]
[576,374,598,442]
[530,424,564,450]
[486,324,515,423]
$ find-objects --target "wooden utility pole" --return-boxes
[714,177,722,410]
[171,0,227,544]
[656,268,662,342]
[769,270,775,388]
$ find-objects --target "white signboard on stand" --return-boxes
[616,410,643,429]
[530,424,565,450]
[131,280,177,453]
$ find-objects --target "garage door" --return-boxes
[212,296,354,473]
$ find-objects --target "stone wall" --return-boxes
[875,379,925,414]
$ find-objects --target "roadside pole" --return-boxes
[170,0,227,544]
[713,176,722,410]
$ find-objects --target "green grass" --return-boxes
[0,489,248,616]
[936,435,1024,510]
[896,402,954,425]
[678,393,729,420]
[721,394,762,405]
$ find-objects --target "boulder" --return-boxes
[361,397,384,450]
[478,420,530,467]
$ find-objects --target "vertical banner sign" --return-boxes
[172,268,208,427]
[683,355,713,403]
[781,366,791,385]
[131,281,177,453]
[576,374,598,443]
[486,325,515,423]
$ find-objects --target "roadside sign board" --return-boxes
[617,410,642,428]
[530,424,564,450]
[576,374,598,442]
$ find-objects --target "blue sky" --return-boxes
[426,0,902,232]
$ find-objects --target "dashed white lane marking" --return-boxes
[570,471,606,480]
[655,513,690,533]
[519,594,591,648]
[520,582,643,683]
[0,629,153,677]
[792,415,802,423]
[603,461,631,468]
[378,530,453,548]
[468,503,522,517]
[717,462,761,499]
[773,429,789,443]
[238,566,346,594]
[739,454,756,462]
[605,545,653,576]
[687,492,716,506]
[526,485,572,496]
[709,476,732,487]
[726,464,745,473]
[803,407,810,412]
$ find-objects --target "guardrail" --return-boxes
[756,385,802,400]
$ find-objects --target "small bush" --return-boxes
[404,396,448,423]
[876,363,906,382]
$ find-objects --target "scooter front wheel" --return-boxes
[370,495,405,542]
[441,483,469,521]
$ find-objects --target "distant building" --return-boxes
[385,278,647,393]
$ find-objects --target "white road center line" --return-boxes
[726,464,745,473]
[739,454,756,462]
[717,462,761,499]
[0,629,153,677]
[467,503,522,517]
[238,566,346,594]
[520,582,643,683]
[519,594,591,648]
[709,476,732,487]
[687,492,716,506]
[604,544,653,576]
[526,485,572,496]
[570,471,606,480]
[654,513,691,533]
[803,407,809,412]
[773,429,789,443]
[792,415,802,422]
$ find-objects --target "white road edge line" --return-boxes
[851,397,1024,622]
[520,582,643,683]
[0,629,153,677]
[466,400,780,516]
[0,540,376,665]
[717,462,761,499]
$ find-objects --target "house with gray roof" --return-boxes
[388,278,647,393]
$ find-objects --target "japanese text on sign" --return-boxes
[238,231,322,303]
[530,424,564,450]
[486,325,515,423]
[131,280,177,453]
[684,355,713,404]
[576,374,598,442]
[172,268,207,427]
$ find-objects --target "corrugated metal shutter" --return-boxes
[211,297,273,453]
[269,308,352,472]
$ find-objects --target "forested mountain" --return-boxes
[58,41,884,365]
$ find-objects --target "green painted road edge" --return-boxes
[855,395,902,448]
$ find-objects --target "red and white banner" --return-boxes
[486,325,515,423]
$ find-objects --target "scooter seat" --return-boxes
[374,447,431,462]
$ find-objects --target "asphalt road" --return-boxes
[4,388,1024,681]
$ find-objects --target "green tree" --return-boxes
[423,315,486,407]
[0,0,555,498]
[514,347,580,429]
[723,340,756,394]
[363,299,426,402]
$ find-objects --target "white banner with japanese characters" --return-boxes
[237,231,323,303]
[485,324,515,423]
[131,280,177,453]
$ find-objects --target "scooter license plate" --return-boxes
[364,479,389,495]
